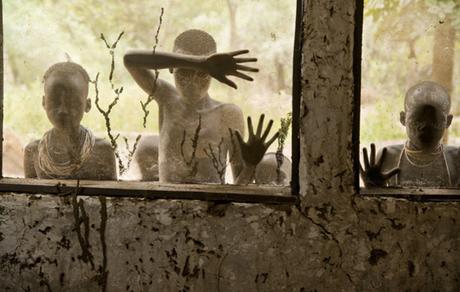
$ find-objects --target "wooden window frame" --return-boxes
[0,1,303,205]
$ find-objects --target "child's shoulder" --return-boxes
[207,100,243,117]
[94,137,115,153]
[443,144,460,159]
[220,102,243,114]
[383,144,404,155]
[24,139,40,154]
[444,144,459,152]
[376,144,403,171]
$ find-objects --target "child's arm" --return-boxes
[124,51,180,105]
[124,49,258,93]
[24,141,38,178]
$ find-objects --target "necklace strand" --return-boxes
[404,143,443,168]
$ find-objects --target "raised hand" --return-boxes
[204,50,258,89]
[360,143,399,187]
[232,114,279,167]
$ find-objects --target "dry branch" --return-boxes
[180,115,202,178]
[94,31,144,175]
[91,73,125,174]
[140,7,165,128]
[276,112,292,184]
[123,134,142,171]
[204,138,227,184]
[71,180,95,269]
[94,8,165,175]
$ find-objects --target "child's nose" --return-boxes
[57,106,69,116]
[57,101,69,115]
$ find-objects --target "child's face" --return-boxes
[173,49,211,101]
[43,73,89,131]
[404,104,449,149]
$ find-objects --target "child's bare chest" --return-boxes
[161,105,230,145]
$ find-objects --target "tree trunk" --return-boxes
[226,0,238,49]
[275,55,286,92]
[432,17,456,95]
[431,16,456,143]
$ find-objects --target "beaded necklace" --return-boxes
[38,126,95,178]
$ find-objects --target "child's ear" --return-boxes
[400,111,406,126]
[85,98,92,113]
[446,114,453,128]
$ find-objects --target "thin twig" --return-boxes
[204,138,227,184]
[71,180,94,269]
[91,73,124,174]
[123,134,142,171]
[276,112,292,184]
[180,115,202,178]
[95,31,146,175]
[100,31,125,88]
[140,7,165,128]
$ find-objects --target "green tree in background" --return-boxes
[3,0,296,152]
[361,0,460,145]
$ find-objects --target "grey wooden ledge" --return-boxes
[361,187,460,202]
[0,177,297,204]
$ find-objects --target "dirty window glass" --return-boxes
[360,0,460,188]
[3,0,295,187]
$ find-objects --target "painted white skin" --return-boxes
[24,63,117,180]
[134,135,159,181]
[255,153,292,185]
[124,30,277,184]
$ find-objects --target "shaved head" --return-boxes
[173,29,217,56]
[405,81,450,114]
[43,62,90,98]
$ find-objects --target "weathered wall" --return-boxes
[1,1,460,291]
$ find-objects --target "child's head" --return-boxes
[400,81,452,149]
[172,29,216,100]
[255,153,292,185]
[42,62,91,131]
[135,135,159,181]
[173,29,217,56]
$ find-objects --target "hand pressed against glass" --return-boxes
[360,143,399,187]
[203,49,258,89]
[230,114,279,185]
[233,114,279,167]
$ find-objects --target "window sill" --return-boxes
[0,178,296,204]
[360,187,460,202]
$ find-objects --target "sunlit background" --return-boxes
[2,0,296,178]
[361,0,459,157]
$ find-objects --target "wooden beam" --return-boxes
[0,178,296,204]
[360,187,460,202]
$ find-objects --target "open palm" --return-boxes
[205,50,258,89]
[232,114,279,167]
[360,143,399,187]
